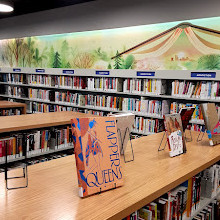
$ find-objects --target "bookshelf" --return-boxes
[0,111,92,165]
[0,67,219,135]
[0,100,26,115]
[1,131,220,219]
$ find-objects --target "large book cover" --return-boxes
[71,117,123,197]
[164,113,186,157]
[179,107,195,131]
[201,103,220,146]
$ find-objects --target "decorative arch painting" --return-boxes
[0,16,220,70]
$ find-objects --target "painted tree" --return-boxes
[73,52,94,68]
[114,51,123,69]
[93,47,108,61]
[53,52,62,68]
[3,39,26,67]
[26,37,36,67]
[61,40,70,68]
[197,54,220,70]
[33,47,48,67]
[123,55,135,69]
[2,40,14,67]
[49,46,55,67]
[107,63,112,69]
[65,62,71,68]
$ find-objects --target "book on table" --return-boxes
[201,103,220,146]
[163,113,186,157]
[71,116,123,197]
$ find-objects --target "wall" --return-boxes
[0,0,219,40]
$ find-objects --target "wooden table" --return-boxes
[0,100,26,114]
[0,131,220,220]
[0,111,89,134]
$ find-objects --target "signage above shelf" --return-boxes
[1,67,220,80]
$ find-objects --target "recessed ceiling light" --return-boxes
[0,3,13,12]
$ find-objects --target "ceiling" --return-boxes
[0,0,95,19]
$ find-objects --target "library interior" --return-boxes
[0,0,220,219]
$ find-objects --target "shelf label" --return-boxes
[96,70,110,75]
[63,70,74,74]
[137,71,155,77]
[36,69,45,73]
[13,68,21,72]
[191,72,216,78]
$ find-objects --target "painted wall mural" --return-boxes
[0,16,220,70]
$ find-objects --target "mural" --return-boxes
[0,16,220,70]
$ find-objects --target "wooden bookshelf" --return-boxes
[1,131,220,220]
[0,100,26,114]
[0,111,90,134]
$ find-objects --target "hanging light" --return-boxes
[0,1,13,12]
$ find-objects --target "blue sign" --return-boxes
[96,70,110,75]
[36,69,45,73]
[13,68,21,72]
[63,70,74,74]
[191,72,216,78]
[137,71,155,77]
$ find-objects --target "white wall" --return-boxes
[0,0,219,40]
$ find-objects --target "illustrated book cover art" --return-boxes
[71,117,123,197]
[164,113,186,157]
[201,103,220,146]
[179,107,195,131]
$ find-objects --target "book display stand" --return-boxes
[5,133,28,190]
[117,127,134,163]
[197,130,206,142]
[158,132,167,152]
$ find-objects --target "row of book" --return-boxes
[133,117,162,134]
[87,77,123,92]
[170,102,204,122]
[0,109,21,116]
[189,124,205,132]
[55,76,87,89]
[122,98,169,117]
[0,126,73,162]
[172,80,220,100]
[192,200,220,220]
[6,85,24,98]
[123,163,220,220]
[1,73,24,84]
[123,79,166,95]
[29,88,51,101]
[27,74,52,86]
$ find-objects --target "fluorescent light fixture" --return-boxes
[0,2,13,12]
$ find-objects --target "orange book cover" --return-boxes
[71,117,123,197]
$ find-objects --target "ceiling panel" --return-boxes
[0,0,95,19]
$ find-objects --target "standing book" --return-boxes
[201,103,220,146]
[71,117,123,197]
[164,113,186,157]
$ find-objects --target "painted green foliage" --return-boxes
[197,54,220,70]
[53,52,62,68]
